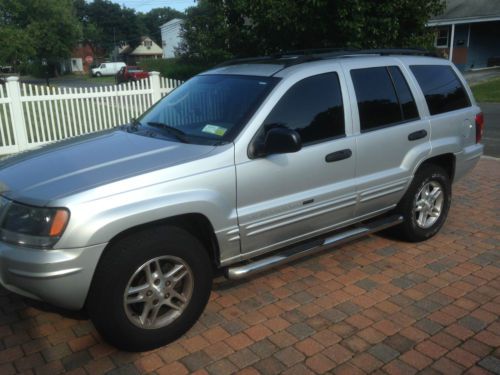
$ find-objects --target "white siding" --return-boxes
[160,19,184,59]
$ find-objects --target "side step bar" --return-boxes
[225,214,403,280]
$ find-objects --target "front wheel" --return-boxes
[87,226,212,351]
[393,164,451,242]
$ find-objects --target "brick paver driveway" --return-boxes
[0,158,499,375]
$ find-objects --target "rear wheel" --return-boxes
[87,226,212,351]
[393,164,451,242]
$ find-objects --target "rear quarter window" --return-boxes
[410,65,471,115]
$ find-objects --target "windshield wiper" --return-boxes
[146,122,188,143]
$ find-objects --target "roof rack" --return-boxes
[217,48,438,68]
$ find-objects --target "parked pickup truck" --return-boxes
[0,49,484,351]
[116,66,150,84]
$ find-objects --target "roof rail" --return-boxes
[217,48,438,68]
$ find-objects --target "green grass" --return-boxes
[82,75,117,84]
[471,77,500,103]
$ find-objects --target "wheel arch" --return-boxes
[101,213,220,269]
[414,153,456,182]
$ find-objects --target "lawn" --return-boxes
[471,77,500,102]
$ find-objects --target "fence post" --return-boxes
[6,77,29,152]
[150,71,161,104]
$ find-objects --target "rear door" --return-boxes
[410,64,476,151]
[343,60,431,218]
[236,68,357,257]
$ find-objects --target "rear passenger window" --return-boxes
[264,72,344,144]
[410,65,470,115]
[351,66,419,132]
[388,66,419,120]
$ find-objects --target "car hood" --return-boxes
[0,129,215,206]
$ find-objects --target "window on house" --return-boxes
[435,28,449,47]
[145,40,152,48]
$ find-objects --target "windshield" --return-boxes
[138,74,279,144]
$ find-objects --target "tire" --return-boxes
[95,72,102,77]
[392,164,451,242]
[87,225,212,352]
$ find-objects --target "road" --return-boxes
[20,76,115,88]
[480,103,500,158]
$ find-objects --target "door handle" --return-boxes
[325,149,352,163]
[408,129,427,141]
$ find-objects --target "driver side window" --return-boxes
[263,72,345,145]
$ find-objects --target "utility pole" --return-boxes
[113,27,117,62]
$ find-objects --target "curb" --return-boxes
[481,155,500,161]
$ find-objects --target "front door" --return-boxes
[236,70,357,257]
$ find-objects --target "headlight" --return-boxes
[0,196,69,248]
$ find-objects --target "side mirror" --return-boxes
[249,127,302,158]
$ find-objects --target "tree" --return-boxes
[0,26,35,65]
[179,0,445,62]
[137,7,184,45]
[0,0,81,69]
[178,0,232,62]
[75,0,142,54]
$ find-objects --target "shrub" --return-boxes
[139,58,214,80]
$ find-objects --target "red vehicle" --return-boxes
[116,66,149,83]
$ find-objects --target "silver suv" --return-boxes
[0,50,484,351]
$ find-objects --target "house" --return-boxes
[60,43,106,74]
[119,36,163,65]
[428,0,500,71]
[160,18,184,59]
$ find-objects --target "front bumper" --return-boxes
[0,241,107,310]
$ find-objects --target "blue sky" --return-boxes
[116,0,195,13]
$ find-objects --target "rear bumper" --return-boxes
[0,241,107,310]
[454,143,484,182]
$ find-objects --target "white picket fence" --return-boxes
[0,72,182,155]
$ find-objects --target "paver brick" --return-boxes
[294,338,324,356]
[248,339,278,359]
[157,361,189,375]
[478,356,500,374]
[322,343,353,364]
[369,343,400,363]
[446,347,480,368]
[0,159,498,374]
[383,359,418,375]
[432,357,466,375]
[415,340,448,359]
[399,350,433,370]
[273,346,305,367]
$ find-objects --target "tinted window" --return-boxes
[140,75,279,144]
[351,67,402,131]
[410,65,470,115]
[263,73,344,144]
[388,66,419,120]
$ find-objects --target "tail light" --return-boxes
[475,112,484,143]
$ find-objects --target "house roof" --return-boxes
[119,37,163,56]
[160,18,184,30]
[428,0,500,25]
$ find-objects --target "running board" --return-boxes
[225,215,403,280]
